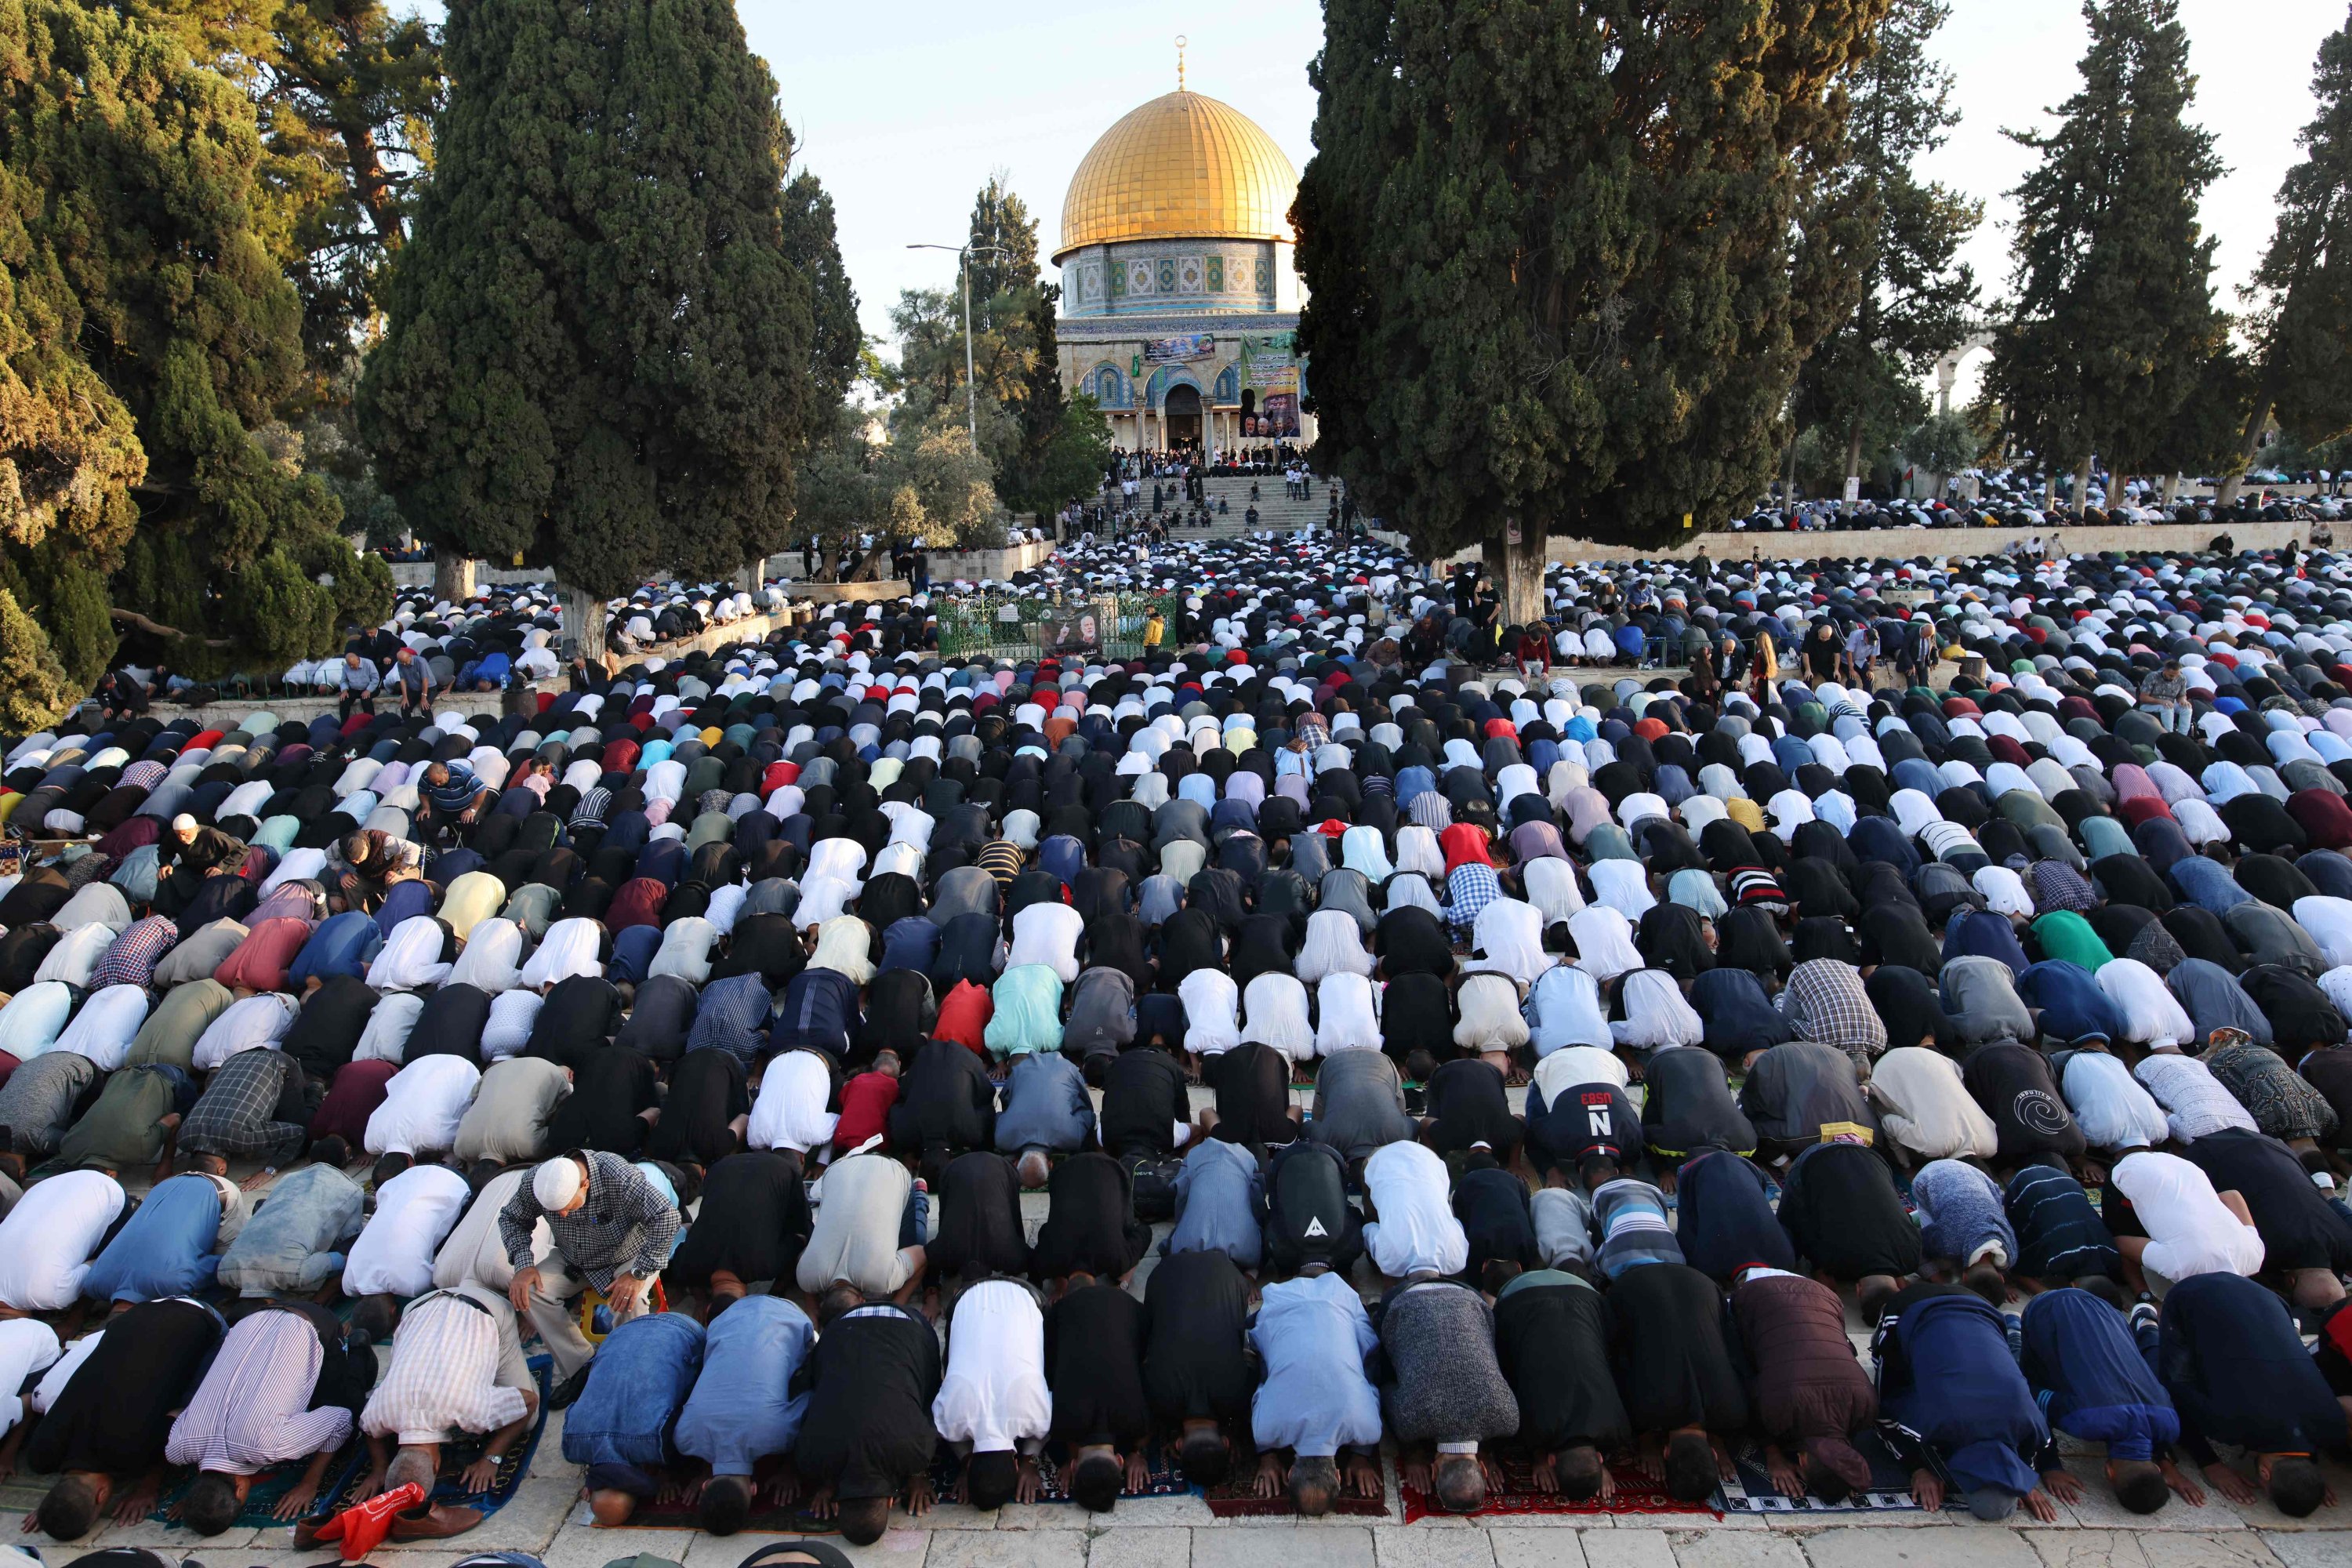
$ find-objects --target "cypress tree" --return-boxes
[2223,5,2352,504]
[359,0,815,641]
[1294,0,1890,620]
[1789,0,1980,500]
[1985,0,2223,505]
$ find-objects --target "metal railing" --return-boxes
[936,591,1179,662]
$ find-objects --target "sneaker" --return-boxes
[2128,1302,2159,1334]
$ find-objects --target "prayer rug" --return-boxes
[1715,1435,1930,1515]
[1396,1451,1717,1523]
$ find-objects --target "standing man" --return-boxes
[499,1151,683,1401]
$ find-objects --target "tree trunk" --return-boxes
[1483,525,1546,628]
[432,553,476,604]
[735,563,761,597]
[1782,426,1800,506]
[2073,456,2093,514]
[561,583,608,662]
[1842,416,1865,510]
[2114,474,2133,514]
[2216,394,2274,510]
[2041,474,2055,512]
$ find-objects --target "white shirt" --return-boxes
[365,1055,482,1156]
[2132,1052,2258,1143]
[481,991,543,1062]
[50,983,151,1070]
[2061,1051,2171,1150]
[1313,973,1382,1059]
[2098,958,2198,1051]
[1005,902,1085,984]
[31,1328,101,1415]
[749,1047,840,1153]
[367,913,454,992]
[355,992,425,1064]
[2111,1150,2265,1283]
[1178,969,1240,1056]
[2295,896,2352,971]
[1472,898,1550,987]
[1362,1142,1468,1278]
[1566,907,1643,982]
[449,919,526,993]
[343,1163,472,1298]
[1609,970,1704,1053]
[0,1319,61,1436]
[1296,909,1376,985]
[1241,973,1314,1062]
[192,992,298,1070]
[1454,971,1533,1053]
[0,1170,125,1311]
[931,1279,1052,1454]
[1533,1044,1632,1105]
[1588,859,1656,920]
[1526,970,1614,1058]
[33,923,114,988]
[1865,1047,1998,1160]
[519,917,604,988]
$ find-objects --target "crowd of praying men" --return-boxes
[0,529,2350,1551]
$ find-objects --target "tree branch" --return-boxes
[109,608,233,647]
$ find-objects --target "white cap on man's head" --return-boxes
[171,813,197,833]
[533,1156,586,1210]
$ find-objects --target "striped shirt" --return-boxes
[360,1283,532,1445]
[165,1308,350,1475]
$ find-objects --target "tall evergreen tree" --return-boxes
[0,0,385,707]
[784,169,862,411]
[359,0,816,644]
[1294,0,1889,619]
[1985,0,2223,504]
[2223,5,2352,504]
[965,176,1037,333]
[1789,0,1980,497]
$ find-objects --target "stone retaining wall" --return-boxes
[1406,519,2304,565]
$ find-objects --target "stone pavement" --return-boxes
[30,1418,2352,1568]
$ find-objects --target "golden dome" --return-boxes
[1054,89,1299,261]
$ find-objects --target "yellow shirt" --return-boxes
[1143,618,1164,648]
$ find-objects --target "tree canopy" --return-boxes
[1789,0,1980,492]
[360,0,817,602]
[1986,0,2224,494]
[0,0,387,705]
[2229,4,2352,498]
[1294,0,1892,616]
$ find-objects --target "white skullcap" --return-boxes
[172,813,197,833]
[533,1156,586,1210]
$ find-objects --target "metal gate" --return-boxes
[937,592,1177,662]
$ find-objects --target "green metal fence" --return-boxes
[937,592,1178,662]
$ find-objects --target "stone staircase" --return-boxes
[1158,474,1330,538]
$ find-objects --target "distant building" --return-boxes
[1054,82,1313,456]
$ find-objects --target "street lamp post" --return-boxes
[908,241,1010,448]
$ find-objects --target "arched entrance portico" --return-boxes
[1163,383,1203,450]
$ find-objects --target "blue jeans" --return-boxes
[2140,701,2191,735]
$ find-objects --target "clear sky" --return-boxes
[413,1,2349,374]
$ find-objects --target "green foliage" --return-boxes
[360,0,817,597]
[0,0,365,679]
[1987,0,2225,477]
[784,169,862,410]
[0,583,72,727]
[1295,0,1892,611]
[2246,7,2352,452]
[1903,410,1984,478]
[1792,0,1980,479]
[235,546,338,664]
[875,411,1002,547]
[965,176,1040,332]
